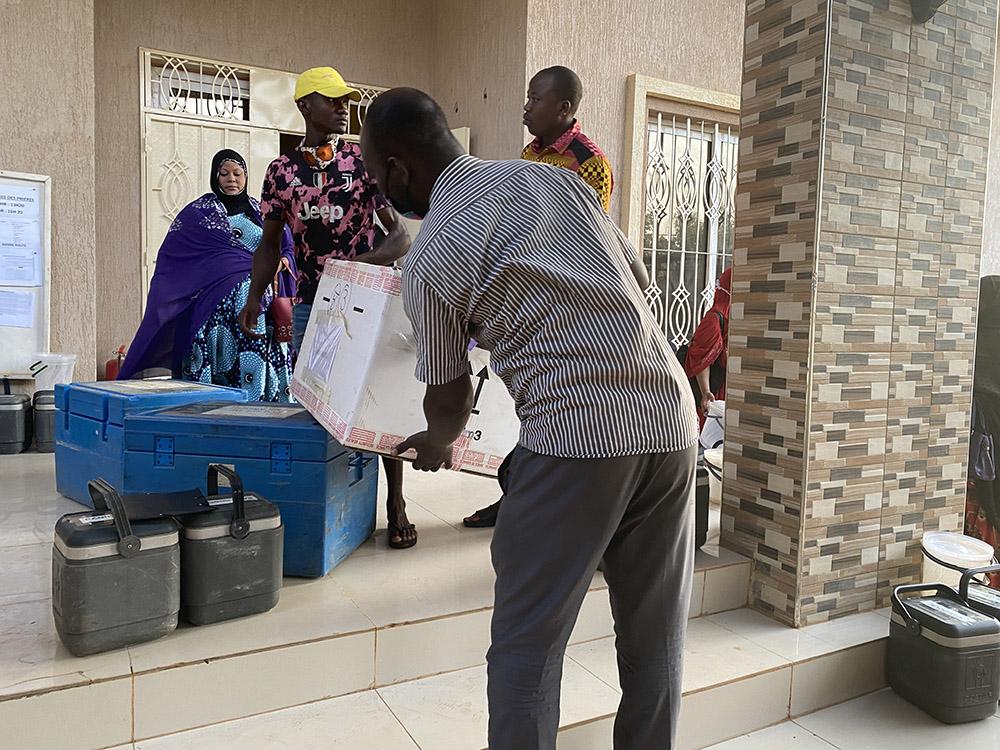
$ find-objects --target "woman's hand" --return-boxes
[700,390,716,416]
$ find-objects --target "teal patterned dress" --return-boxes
[181,214,293,402]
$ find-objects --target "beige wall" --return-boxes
[0,0,97,380]
[93,0,437,369]
[525,0,746,221]
[430,0,529,160]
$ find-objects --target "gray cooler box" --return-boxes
[0,393,30,454]
[178,465,283,626]
[52,479,180,656]
[33,390,56,452]
[961,564,1000,621]
[889,582,1000,723]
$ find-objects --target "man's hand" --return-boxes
[396,431,454,472]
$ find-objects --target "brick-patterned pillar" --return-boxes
[723,0,997,627]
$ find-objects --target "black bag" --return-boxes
[675,311,726,402]
[970,403,996,481]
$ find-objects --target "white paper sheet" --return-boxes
[0,184,41,221]
[0,289,35,328]
[0,217,42,286]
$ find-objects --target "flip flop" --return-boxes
[388,522,418,550]
[463,499,502,528]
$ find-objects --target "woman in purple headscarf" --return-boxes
[120,149,298,402]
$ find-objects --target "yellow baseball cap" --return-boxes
[294,67,361,103]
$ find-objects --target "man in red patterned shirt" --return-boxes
[239,67,417,549]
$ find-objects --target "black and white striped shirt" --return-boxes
[402,155,698,458]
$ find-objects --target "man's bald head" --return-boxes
[361,88,464,220]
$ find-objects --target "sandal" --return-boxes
[388,522,418,550]
[463,498,503,528]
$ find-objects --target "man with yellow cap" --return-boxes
[239,66,416,549]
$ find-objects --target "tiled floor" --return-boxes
[707,690,1000,749]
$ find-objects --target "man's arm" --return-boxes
[397,375,474,471]
[578,155,614,213]
[395,273,473,470]
[238,218,284,337]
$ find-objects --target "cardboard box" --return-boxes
[291,260,518,476]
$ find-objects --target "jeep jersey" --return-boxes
[259,140,389,304]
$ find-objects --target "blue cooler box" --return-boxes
[55,380,247,506]
[123,401,379,578]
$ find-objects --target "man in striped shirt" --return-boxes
[361,89,699,750]
[464,64,614,529]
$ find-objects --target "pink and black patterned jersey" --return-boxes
[260,141,388,304]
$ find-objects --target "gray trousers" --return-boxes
[487,444,696,750]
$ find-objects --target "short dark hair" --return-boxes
[534,66,583,109]
[363,87,452,156]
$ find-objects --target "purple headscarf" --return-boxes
[118,193,296,379]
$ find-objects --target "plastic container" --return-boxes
[889,582,1000,723]
[54,380,247,507]
[31,353,76,392]
[921,532,996,589]
[960,564,1000,621]
[178,465,282,625]
[123,401,378,577]
[0,394,31,454]
[52,480,180,656]
[33,390,56,452]
[700,399,725,451]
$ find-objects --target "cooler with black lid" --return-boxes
[52,480,180,656]
[33,389,56,452]
[123,401,377,577]
[179,465,283,625]
[960,564,1000,621]
[889,582,1000,723]
[54,380,247,506]
[0,393,31,454]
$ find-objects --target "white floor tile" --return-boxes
[702,563,749,614]
[790,639,887,717]
[796,689,1000,750]
[557,717,615,749]
[0,676,133,750]
[677,667,792,749]
[376,609,491,687]
[128,575,373,673]
[569,587,614,644]
[398,464,500,531]
[681,618,787,693]
[705,721,836,749]
[0,597,133,700]
[688,570,706,619]
[0,541,51,605]
[134,630,375,739]
[566,618,788,696]
[136,690,418,749]
[707,608,835,662]
[378,659,620,750]
[799,611,888,650]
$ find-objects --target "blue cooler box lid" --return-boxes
[56,381,247,426]
[124,401,349,463]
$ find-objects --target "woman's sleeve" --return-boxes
[683,312,724,379]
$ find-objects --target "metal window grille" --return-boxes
[148,55,251,120]
[642,114,737,349]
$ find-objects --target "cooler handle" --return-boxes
[206,464,249,540]
[891,583,963,637]
[959,563,1000,601]
[87,479,142,558]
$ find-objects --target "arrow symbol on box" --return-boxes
[471,366,488,415]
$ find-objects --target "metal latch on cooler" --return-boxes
[270,442,292,474]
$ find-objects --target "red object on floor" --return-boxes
[103,346,126,381]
